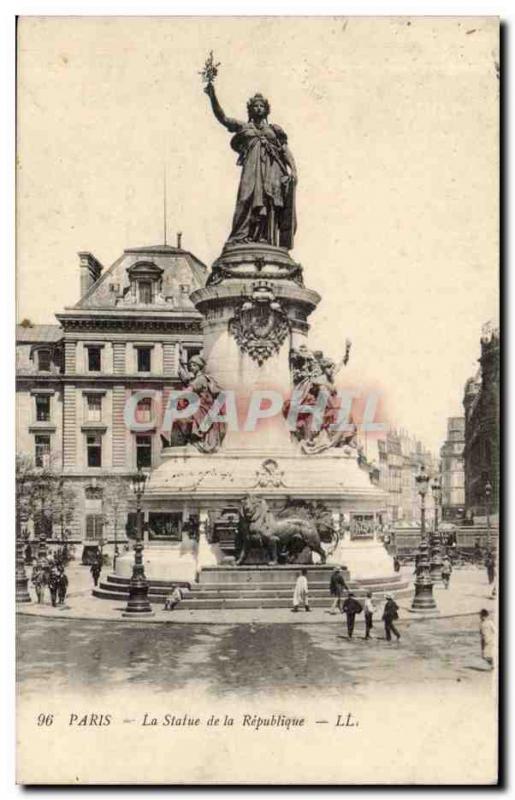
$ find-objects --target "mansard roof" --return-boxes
[16,324,63,343]
[73,243,207,312]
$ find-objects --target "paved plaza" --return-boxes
[17,562,495,625]
[17,562,497,697]
[17,607,495,700]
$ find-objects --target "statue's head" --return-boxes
[189,354,206,374]
[247,93,270,121]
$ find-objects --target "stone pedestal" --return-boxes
[114,536,198,584]
[328,538,394,580]
[108,243,395,600]
[191,242,320,452]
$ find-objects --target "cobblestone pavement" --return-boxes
[17,611,495,699]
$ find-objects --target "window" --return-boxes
[136,435,152,469]
[35,434,50,467]
[137,347,152,372]
[35,395,50,422]
[139,281,152,304]
[183,345,202,362]
[148,513,182,541]
[86,433,102,467]
[87,346,101,372]
[85,514,104,540]
[136,397,152,424]
[37,349,51,372]
[86,395,102,422]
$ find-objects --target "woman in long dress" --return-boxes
[479,609,495,669]
[205,83,297,248]
[292,569,310,612]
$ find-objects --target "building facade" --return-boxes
[16,239,206,544]
[376,428,436,525]
[463,323,500,519]
[439,417,466,522]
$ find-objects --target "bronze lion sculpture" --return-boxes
[236,494,327,566]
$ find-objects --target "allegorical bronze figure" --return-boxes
[201,52,297,249]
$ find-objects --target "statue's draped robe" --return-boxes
[171,366,226,453]
[226,120,296,248]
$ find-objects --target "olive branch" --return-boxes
[199,51,221,85]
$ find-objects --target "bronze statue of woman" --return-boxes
[204,82,298,249]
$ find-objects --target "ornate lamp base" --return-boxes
[411,580,438,611]
[16,575,31,603]
[122,578,154,617]
[410,545,438,613]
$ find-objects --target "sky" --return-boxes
[16,16,499,455]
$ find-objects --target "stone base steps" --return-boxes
[92,564,410,608]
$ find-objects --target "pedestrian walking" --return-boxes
[48,567,59,607]
[341,592,363,638]
[90,559,102,587]
[291,569,310,612]
[364,591,376,639]
[485,552,495,585]
[164,585,184,611]
[57,568,68,605]
[328,566,347,614]
[31,565,45,604]
[382,594,401,642]
[25,543,33,565]
[479,609,495,669]
[393,555,400,573]
[441,556,452,589]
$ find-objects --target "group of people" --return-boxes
[31,560,68,606]
[292,568,401,642]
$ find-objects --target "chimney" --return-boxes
[177,232,183,249]
[78,252,103,299]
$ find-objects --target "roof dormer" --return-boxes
[126,261,165,305]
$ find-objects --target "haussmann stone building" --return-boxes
[16,236,206,546]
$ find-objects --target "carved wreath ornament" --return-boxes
[229,283,290,366]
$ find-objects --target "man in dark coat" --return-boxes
[48,567,60,607]
[57,569,68,605]
[382,594,401,642]
[90,559,102,587]
[329,567,348,614]
[341,592,363,639]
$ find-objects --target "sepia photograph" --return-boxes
[13,14,499,784]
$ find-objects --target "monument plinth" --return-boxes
[95,59,402,603]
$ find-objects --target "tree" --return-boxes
[16,453,77,541]
[102,476,130,558]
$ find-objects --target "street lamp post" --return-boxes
[122,469,153,617]
[112,504,120,572]
[485,479,495,599]
[430,478,443,583]
[16,515,31,603]
[411,465,437,612]
[485,480,493,552]
[36,480,49,564]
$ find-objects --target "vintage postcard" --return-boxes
[15,16,499,784]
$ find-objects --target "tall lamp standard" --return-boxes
[411,465,437,612]
[16,514,31,603]
[485,479,495,598]
[122,469,153,617]
[485,480,493,553]
[36,478,49,564]
[430,478,444,583]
